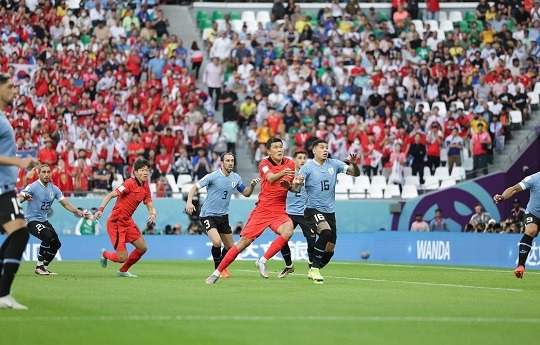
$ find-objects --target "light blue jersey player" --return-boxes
[185,152,259,278]
[294,139,360,284]
[495,171,540,279]
[278,150,317,278]
[19,164,87,275]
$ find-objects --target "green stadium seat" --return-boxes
[212,11,224,22]
[464,11,476,23]
[378,12,389,22]
[229,12,241,20]
[196,11,208,22]
[200,19,212,30]
[80,34,90,45]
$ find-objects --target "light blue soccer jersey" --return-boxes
[196,170,247,217]
[22,180,64,222]
[0,110,18,193]
[299,158,347,213]
[519,172,540,218]
[286,172,307,216]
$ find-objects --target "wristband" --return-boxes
[98,207,104,212]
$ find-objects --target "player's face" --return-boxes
[222,154,235,173]
[39,166,52,184]
[134,166,150,182]
[294,153,307,170]
[0,79,16,106]
[268,142,284,161]
[313,143,328,160]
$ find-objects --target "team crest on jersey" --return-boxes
[328,168,334,174]
[50,192,54,198]
[231,182,236,188]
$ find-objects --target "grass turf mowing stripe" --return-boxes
[333,262,540,274]
[1,315,539,323]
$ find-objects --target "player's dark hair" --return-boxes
[312,139,327,148]
[39,163,51,172]
[0,73,10,85]
[292,150,307,158]
[133,158,151,171]
[220,152,235,162]
[266,137,283,150]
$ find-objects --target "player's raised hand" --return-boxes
[493,194,504,204]
[94,210,103,220]
[280,179,292,190]
[282,168,295,178]
[76,209,88,218]
[250,178,260,186]
[18,156,39,169]
[147,213,156,224]
[19,193,32,202]
[348,153,359,165]
[293,176,304,186]
[185,202,196,215]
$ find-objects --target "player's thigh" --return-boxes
[305,208,331,233]
[107,219,127,252]
[206,228,222,246]
[126,222,143,247]
[241,211,271,240]
[271,214,293,237]
[0,191,25,234]
[524,214,540,237]
[219,233,235,249]
[131,235,147,252]
[296,218,317,244]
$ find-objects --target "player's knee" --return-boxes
[138,246,148,254]
[51,239,62,251]
[326,242,335,252]
[237,236,253,250]
[525,225,538,237]
[117,253,128,262]
[211,239,222,247]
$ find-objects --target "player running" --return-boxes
[0,72,39,309]
[186,152,260,279]
[19,163,88,275]
[494,171,540,279]
[205,137,297,284]
[94,158,156,278]
[293,139,360,284]
[277,150,316,278]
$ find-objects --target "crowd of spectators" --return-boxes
[201,0,539,186]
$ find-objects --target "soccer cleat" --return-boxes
[277,265,295,278]
[514,265,525,279]
[220,268,231,279]
[0,295,28,310]
[117,271,138,278]
[205,274,220,284]
[45,268,57,275]
[35,265,50,275]
[99,248,107,268]
[307,268,324,283]
[255,259,269,278]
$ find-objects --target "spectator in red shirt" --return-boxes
[471,123,492,178]
[127,133,145,166]
[52,158,74,197]
[38,138,58,169]
[155,147,173,177]
[425,123,443,175]
[141,123,159,154]
[159,127,176,157]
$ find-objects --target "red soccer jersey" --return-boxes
[257,157,295,210]
[110,178,152,222]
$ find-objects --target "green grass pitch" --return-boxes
[1,260,539,345]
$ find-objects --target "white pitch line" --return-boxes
[0,315,539,323]
[332,262,540,275]
[236,270,523,292]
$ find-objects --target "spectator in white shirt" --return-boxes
[203,57,224,111]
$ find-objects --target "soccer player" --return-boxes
[94,158,156,278]
[294,139,360,284]
[18,164,88,275]
[493,171,540,278]
[185,152,260,278]
[277,150,316,278]
[205,137,296,284]
[0,72,39,309]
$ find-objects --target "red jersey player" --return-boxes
[205,138,297,284]
[93,158,156,277]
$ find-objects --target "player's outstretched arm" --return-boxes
[345,154,361,176]
[242,178,261,197]
[18,192,32,203]
[59,199,88,218]
[185,184,199,215]
[266,168,294,183]
[0,155,39,169]
[493,184,523,204]
[145,202,156,224]
[94,190,119,219]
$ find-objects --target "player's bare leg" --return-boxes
[256,221,294,279]
[206,236,253,284]
[117,236,147,277]
[515,224,538,279]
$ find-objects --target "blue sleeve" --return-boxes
[22,183,34,196]
[299,164,310,179]
[53,185,64,200]
[234,174,247,193]
[196,172,213,189]
[335,159,347,174]
[521,172,540,191]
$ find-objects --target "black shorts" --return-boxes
[200,215,232,234]
[304,208,337,234]
[0,190,25,234]
[27,220,56,240]
[524,213,540,229]
[288,213,316,242]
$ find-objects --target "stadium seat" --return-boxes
[450,166,466,181]
[166,174,182,199]
[463,158,474,171]
[338,174,355,186]
[440,178,457,189]
[335,179,351,197]
[425,20,439,31]
[241,11,256,23]
[528,92,539,111]
[401,185,419,199]
[215,19,227,31]
[256,11,271,24]
[438,11,448,22]
[436,30,446,40]
[434,166,449,181]
[464,11,476,23]
[370,175,387,190]
[181,183,194,197]
[448,11,463,23]
[439,20,454,32]
[231,19,243,33]
[509,110,523,126]
[533,82,540,94]
[415,101,430,113]
[367,186,384,199]
[423,176,439,191]
[336,193,351,200]
[404,175,420,187]
[149,183,157,195]
[212,11,224,22]
[403,167,412,177]
[177,174,193,186]
[350,175,370,198]
[229,11,241,20]
[246,21,258,34]
[423,166,432,178]
[384,184,401,199]
[452,100,465,110]
[440,148,448,164]
[411,19,423,33]
[463,149,469,159]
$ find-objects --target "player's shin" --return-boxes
[216,245,240,273]
[0,228,29,297]
[211,246,222,268]
[263,235,289,261]
[280,243,293,267]
[319,251,334,269]
[119,249,145,273]
[312,229,331,269]
[0,236,12,275]
[518,234,534,267]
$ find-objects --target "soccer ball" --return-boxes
[360,251,370,260]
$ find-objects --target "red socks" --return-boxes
[217,245,240,272]
[264,236,289,261]
[119,249,145,273]
[103,251,119,262]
